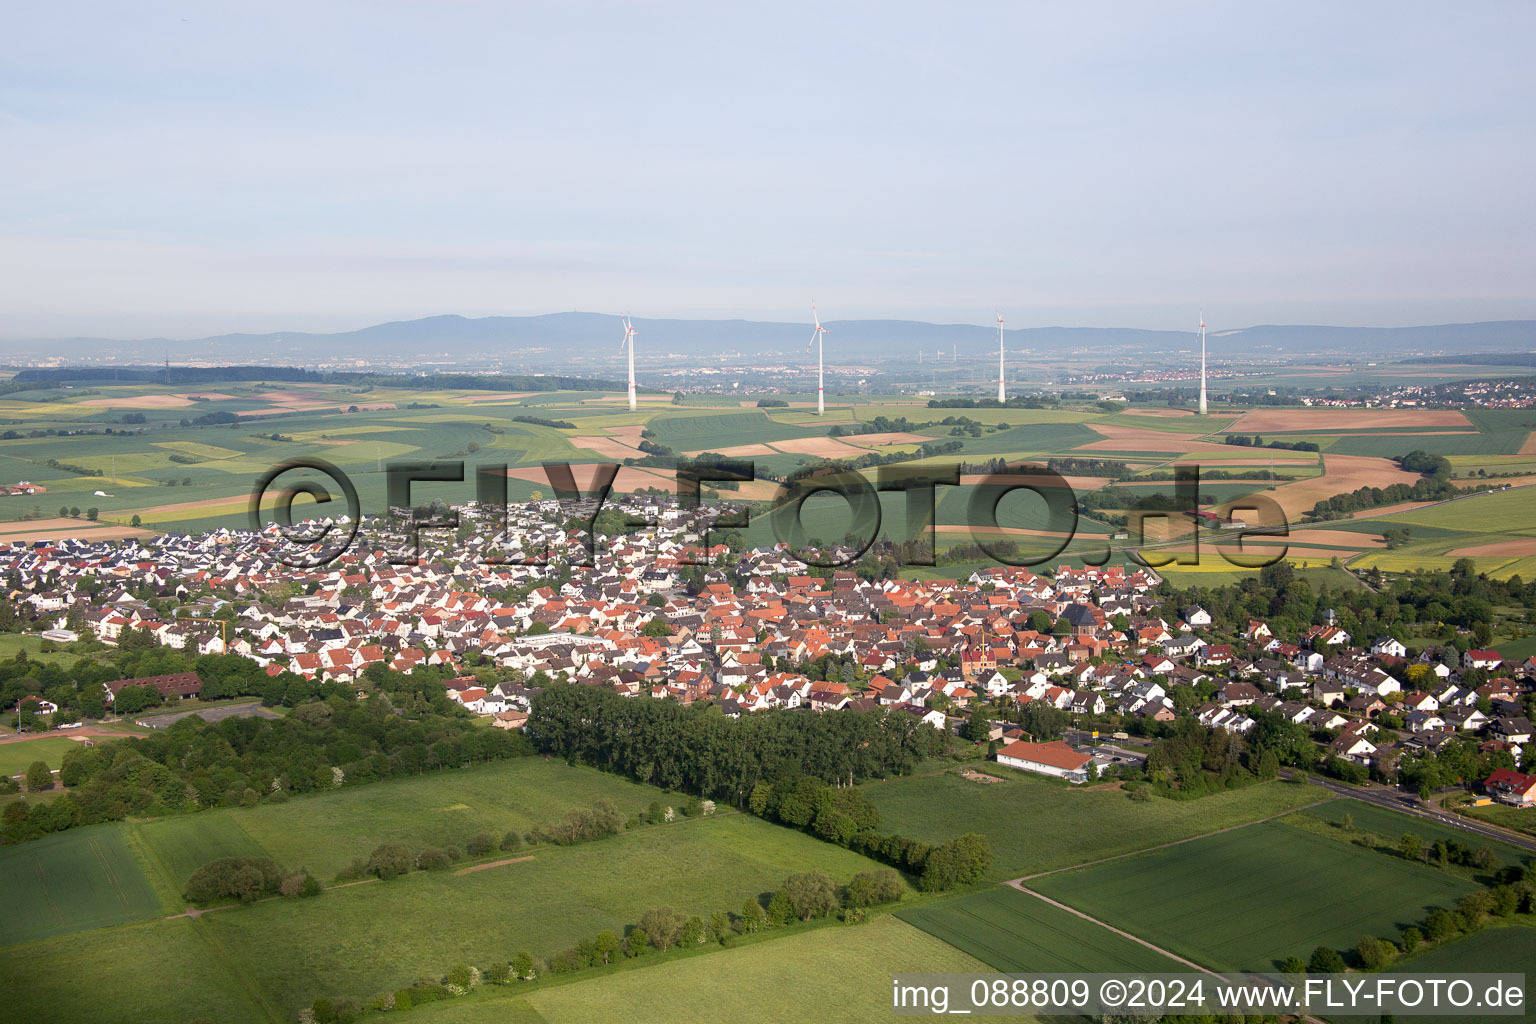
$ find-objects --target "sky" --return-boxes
[1,1,1533,340]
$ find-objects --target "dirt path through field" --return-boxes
[1008,885,1216,973]
[454,855,534,875]
[165,876,380,919]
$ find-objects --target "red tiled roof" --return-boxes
[996,739,1091,772]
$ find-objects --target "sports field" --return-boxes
[0,734,92,777]
[1031,819,1478,971]
[860,770,1329,879]
[0,824,166,945]
[898,886,1187,973]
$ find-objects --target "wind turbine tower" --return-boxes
[996,312,1006,403]
[1197,309,1208,416]
[619,313,637,412]
[808,303,827,416]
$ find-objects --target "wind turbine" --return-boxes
[1197,308,1207,416]
[619,312,637,412]
[996,312,1006,403]
[808,303,827,416]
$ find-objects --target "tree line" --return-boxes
[1,693,530,846]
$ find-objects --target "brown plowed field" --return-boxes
[1225,454,1421,519]
[768,437,870,457]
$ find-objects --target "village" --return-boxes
[5,493,1534,811]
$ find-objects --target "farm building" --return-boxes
[995,739,1092,783]
[102,672,204,703]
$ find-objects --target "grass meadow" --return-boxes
[406,915,996,1024]
[1031,819,1478,971]
[174,757,675,881]
[192,811,892,1016]
[860,770,1330,880]
[3,756,901,1021]
[1301,798,1532,865]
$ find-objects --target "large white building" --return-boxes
[995,739,1092,783]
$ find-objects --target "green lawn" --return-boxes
[1032,819,1478,971]
[408,915,996,1024]
[193,812,893,1017]
[861,770,1330,879]
[0,632,110,667]
[1456,802,1536,839]
[0,824,167,945]
[898,886,1187,972]
[0,734,91,777]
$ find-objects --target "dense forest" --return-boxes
[525,685,945,805]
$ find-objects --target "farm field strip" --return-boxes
[0,825,166,946]
[860,771,1330,881]
[1031,820,1478,971]
[898,886,1191,974]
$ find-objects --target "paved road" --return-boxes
[1295,773,1536,855]
[1064,729,1149,763]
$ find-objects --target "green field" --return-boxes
[1361,485,1536,534]
[192,811,892,1016]
[1032,819,1478,971]
[647,411,820,450]
[7,915,275,1024]
[1364,925,1536,1024]
[0,824,166,945]
[861,770,1330,879]
[4,757,905,1021]
[223,758,676,880]
[5,383,1530,593]
[0,735,89,777]
[128,814,271,905]
[407,915,994,1024]
[1302,798,1533,865]
[899,886,1187,973]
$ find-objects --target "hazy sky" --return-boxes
[2,1,1533,338]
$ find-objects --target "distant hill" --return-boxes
[8,314,1534,365]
